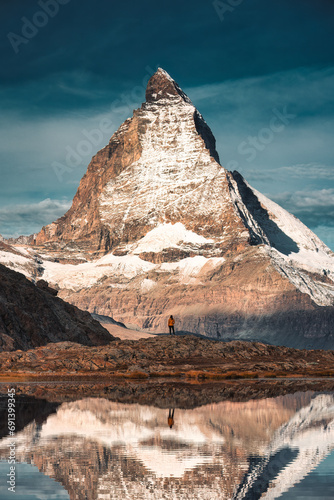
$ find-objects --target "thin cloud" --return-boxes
[277,163,334,180]
[240,169,275,182]
[0,198,71,238]
[187,66,334,116]
[271,189,334,227]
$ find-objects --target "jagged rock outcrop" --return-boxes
[0,264,114,351]
[2,68,334,348]
[1,335,334,378]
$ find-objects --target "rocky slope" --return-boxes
[2,68,334,348]
[0,263,114,351]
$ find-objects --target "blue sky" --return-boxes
[0,0,334,248]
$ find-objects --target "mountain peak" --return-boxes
[145,68,192,104]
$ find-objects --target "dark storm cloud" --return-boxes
[2,0,334,111]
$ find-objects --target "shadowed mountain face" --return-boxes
[2,68,334,347]
[0,264,114,351]
[0,392,333,500]
[230,171,299,255]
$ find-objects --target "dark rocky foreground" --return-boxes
[1,335,333,380]
[0,263,113,351]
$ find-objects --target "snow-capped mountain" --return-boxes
[2,68,334,347]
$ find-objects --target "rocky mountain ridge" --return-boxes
[0,263,113,351]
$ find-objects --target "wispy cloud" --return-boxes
[241,169,275,182]
[242,163,334,183]
[0,198,71,238]
[277,163,334,180]
[271,189,334,228]
[187,66,334,117]
[185,66,334,191]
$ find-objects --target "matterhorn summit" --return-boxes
[36,67,233,253]
[2,68,334,348]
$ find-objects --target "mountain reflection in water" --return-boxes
[0,391,333,499]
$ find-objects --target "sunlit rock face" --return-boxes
[0,393,333,500]
[35,68,242,253]
[2,68,334,346]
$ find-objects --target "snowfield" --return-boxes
[1,212,334,306]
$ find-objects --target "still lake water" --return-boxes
[0,390,333,499]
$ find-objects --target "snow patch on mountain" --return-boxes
[132,223,213,254]
[0,249,38,278]
[140,279,157,293]
[161,256,225,283]
[42,255,156,291]
[98,94,225,230]
[41,253,225,292]
[0,250,31,270]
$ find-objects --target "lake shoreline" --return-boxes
[1,377,334,409]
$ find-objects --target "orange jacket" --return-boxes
[168,317,175,326]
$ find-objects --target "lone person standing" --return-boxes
[168,315,175,335]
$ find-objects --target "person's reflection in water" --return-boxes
[168,408,175,428]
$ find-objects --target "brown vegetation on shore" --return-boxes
[0,335,333,381]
